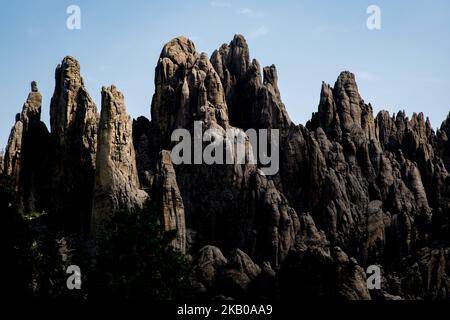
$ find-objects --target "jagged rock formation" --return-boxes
[280,213,371,300]
[210,35,291,131]
[3,82,51,213]
[192,245,228,293]
[4,59,149,237]
[0,151,3,175]
[151,150,186,253]
[3,35,450,301]
[133,116,153,190]
[4,80,43,179]
[4,113,23,179]
[139,36,299,268]
[192,246,272,299]
[135,35,450,300]
[151,36,229,149]
[49,56,99,231]
[91,85,147,236]
[438,113,450,171]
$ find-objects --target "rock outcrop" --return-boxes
[279,213,371,300]
[151,150,186,253]
[91,85,147,236]
[132,36,450,300]
[0,151,3,175]
[192,246,267,299]
[193,245,228,292]
[3,82,51,213]
[49,56,99,231]
[144,36,299,267]
[398,246,450,300]
[4,113,23,179]
[4,35,450,301]
[211,35,291,131]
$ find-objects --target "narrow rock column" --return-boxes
[152,150,186,253]
[4,113,23,179]
[4,81,51,213]
[0,151,3,174]
[49,56,98,231]
[91,85,147,236]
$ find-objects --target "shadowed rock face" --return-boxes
[4,114,23,179]
[210,35,291,131]
[151,36,229,150]
[91,85,147,236]
[49,56,99,232]
[142,36,300,268]
[3,82,51,213]
[3,79,42,179]
[4,35,450,300]
[137,35,450,300]
[151,150,186,253]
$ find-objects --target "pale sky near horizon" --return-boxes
[1,0,449,150]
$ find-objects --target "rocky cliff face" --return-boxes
[4,113,23,179]
[91,85,147,236]
[151,150,186,253]
[3,82,51,213]
[138,35,450,300]
[4,35,450,300]
[210,35,291,131]
[141,36,299,268]
[5,58,146,237]
[49,56,99,231]
[151,36,229,149]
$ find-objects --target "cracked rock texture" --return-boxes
[4,35,450,300]
[91,85,147,236]
[49,56,99,232]
[3,82,51,213]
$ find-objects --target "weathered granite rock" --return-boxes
[49,56,99,231]
[193,246,228,290]
[0,151,3,175]
[152,150,186,253]
[4,36,450,301]
[22,81,42,126]
[366,200,389,262]
[391,246,450,300]
[4,113,23,179]
[193,246,264,298]
[211,35,291,131]
[215,249,261,298]
[91,85,147,236]
[279,213,371,300]
[4,82,51,213]
[308,71,377,142]
[250,171,300,267]
[18,85,51,213]
[151,36,229,149]
[132,116,153,190]
[333,71,364,130]
[332,247,371,300]
[139,37,450,300]
[146,36,299,268]
[438,112,450,170]
[226,248,261,281]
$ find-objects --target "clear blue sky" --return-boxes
[1,0,449,150]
